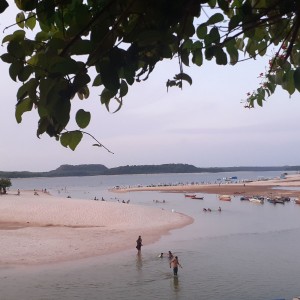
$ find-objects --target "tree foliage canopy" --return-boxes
[0,0,300,150]
[0,178,12,194]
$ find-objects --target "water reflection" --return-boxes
[172,276,180,291]
[136,253,143,271]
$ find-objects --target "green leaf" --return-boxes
[282,70,295,95]
[294,68,300,92]
[77,86,90,100]
[208,27,220,44]
[275,69,284,84]
[245,39,258,57]
[49,57,79,76]
[217,0,229,12]
[2,34,13,44]
[192,48,203,66]
[25,12,36,30]
[12,30,26,42]
[99,61,120,91]
[61,130,84,149]
[15,97,33,123]
[119,80,128,97]
[68,131,83,151]
[196,24,207,39]
[17,78,38,101]
[0,0,8,13]
[16,12,25,29]
[101,88,116,103]
[100,88,117,110]
[207,13,224,25]
[215,47,227,65]
[92,74,102,87]
[182,39,193,50]
[15,0,37,11]
[75,109,91,129]
[236,38,245,51]
[205,46,215,60]
[181,48,190,66]
[73,73,91,90]
[1,53,16,64]
[257,41,267,56]
[7,40,25,58]
[18,65,33,82]
[226,40,239,65]
[208,0,217,8]
[228,15,241,31]
[60,132,70,148]
[35,31,49,42]
[9,60,23,81]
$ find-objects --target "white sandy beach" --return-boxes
[0,191,193,266]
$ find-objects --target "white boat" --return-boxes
[249,197,264,204]
[218,195,231,201]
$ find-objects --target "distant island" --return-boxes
[0,164,299,179]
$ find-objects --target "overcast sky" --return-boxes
[1,5,300,172]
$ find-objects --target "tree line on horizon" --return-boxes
[0,163,299,179]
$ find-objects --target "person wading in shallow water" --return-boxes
[170,256,182,276]
[136,235,143,254]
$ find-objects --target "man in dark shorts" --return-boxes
[170,256,182,276]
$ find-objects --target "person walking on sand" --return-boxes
[136,235,143,253]
[170,256,182,276]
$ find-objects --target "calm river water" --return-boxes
[1,171,300,300]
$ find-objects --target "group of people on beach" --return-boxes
[136,236,182,276]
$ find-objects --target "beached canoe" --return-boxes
[191,196,204,200]
[249,197,264,204]
[267,198,285,204]
[218,195,231,201]
[185,194,196,198]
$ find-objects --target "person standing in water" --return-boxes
[168,251,174,260]
[136,235,143,254]
[170,256,182,276]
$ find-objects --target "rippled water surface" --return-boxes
[1,172,300,300]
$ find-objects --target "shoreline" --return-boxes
[2,173,300,267]
[0,190,193,266]
[112,174,300,198]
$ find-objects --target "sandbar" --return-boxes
[0,190,193,266]
[113,174,300,198]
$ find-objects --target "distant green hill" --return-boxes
[0,164,299,178]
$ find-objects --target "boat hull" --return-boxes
[219,195,231,201]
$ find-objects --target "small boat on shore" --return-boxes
[249,197,264,204]
[191,196,204,200]
[294,198,300,204]
[219,195,231,201]
[267,198,285,204]
[184,194,196,198]
[240,196,249,201]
